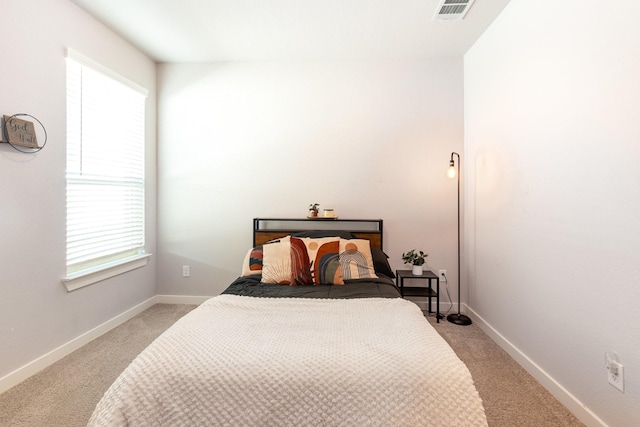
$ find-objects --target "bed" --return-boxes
[88,219,487,426]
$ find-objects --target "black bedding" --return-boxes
[223,274,401,299]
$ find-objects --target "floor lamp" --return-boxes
[447,152,472,326]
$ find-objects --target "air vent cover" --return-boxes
[433,0,476,21]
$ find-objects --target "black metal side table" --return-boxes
[395,269,441,322]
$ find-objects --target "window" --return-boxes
[64,49,149,291]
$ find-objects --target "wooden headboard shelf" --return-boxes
[253,218,384,249]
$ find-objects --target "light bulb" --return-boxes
[447,162,456,178]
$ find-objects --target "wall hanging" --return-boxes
[1,113,47,153]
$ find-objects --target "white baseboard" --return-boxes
[0,296,158,395]
[466,305,608,427]
[156,294,211,305]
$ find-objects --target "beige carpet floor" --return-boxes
[425,313,584,427]
[0,304,197,427]
[0,303,584,426]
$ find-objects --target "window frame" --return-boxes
[62,48,150,292]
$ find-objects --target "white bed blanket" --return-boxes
[88,295,487,426]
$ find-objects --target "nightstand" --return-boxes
[395,269,441,322]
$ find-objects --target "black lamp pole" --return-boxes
[447,152,472,326]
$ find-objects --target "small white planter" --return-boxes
[412,265,423,275]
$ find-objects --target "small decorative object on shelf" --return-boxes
[308,203,320,218]
[322,208,335,218]
[402,249,428,275]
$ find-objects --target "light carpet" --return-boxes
[425,313,584,427]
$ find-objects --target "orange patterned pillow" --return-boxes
[240,245,264,276]
[261,236,344,285]
[299,237,344,285]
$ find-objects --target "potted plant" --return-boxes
[402,249,428,275]
[308,203,319,217]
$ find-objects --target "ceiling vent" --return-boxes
[433,0,476,21]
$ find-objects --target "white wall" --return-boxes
[465,1,640,425]
[0,0,157,385]
[157,60,464,297]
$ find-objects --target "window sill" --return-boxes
[62,254,152,292]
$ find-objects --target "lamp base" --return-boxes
[447,313,472,326]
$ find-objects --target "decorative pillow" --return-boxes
[371,247,395,278]
[339,239,378,280]
[261,236,344,285]
[299,237,344,285]
[261,236,296,285]
[241,245,264,276]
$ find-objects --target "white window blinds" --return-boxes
[66,50,147,277]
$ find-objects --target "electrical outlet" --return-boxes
[608,361,624,392]
[606,352,624,392]
[438,270,447,282]
[182,265,190,278]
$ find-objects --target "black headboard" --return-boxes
[253,218,383,249]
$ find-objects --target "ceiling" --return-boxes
[70,0,511,63]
